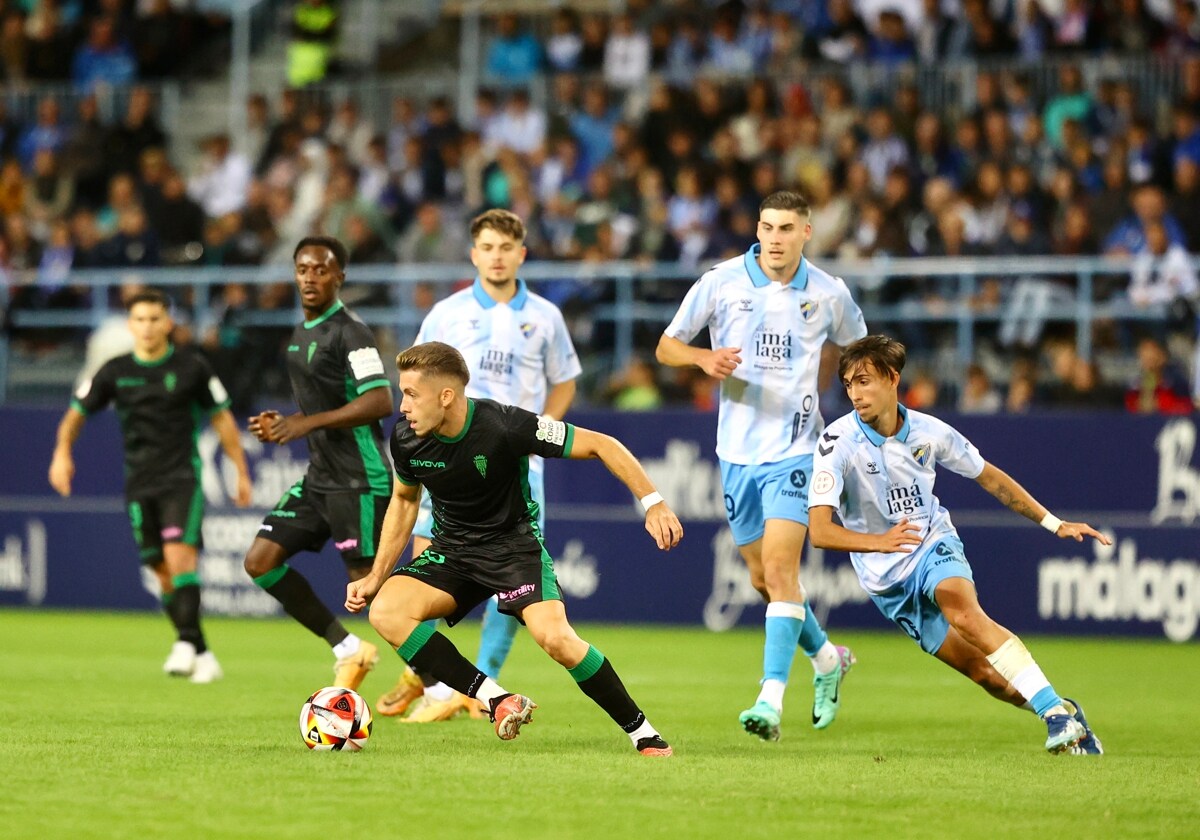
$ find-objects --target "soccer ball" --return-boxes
[299,686,373,751]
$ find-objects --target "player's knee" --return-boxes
[531,626,578,664]
[946,608,989,646]
[243,551,271,580]
[761,563,800,599]
[367,596,411,644]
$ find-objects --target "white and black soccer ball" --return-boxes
[299,686,373,751]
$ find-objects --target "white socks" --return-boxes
[811,641,840,675]
[756,678,786,712]
[473,677,508,707]
[332,634,362,659]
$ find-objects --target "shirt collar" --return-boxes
[472,277,529,310]
[855,404,911,446]
[743,244,809,290]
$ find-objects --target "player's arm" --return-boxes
[48,408,86,497]
[974,461,1112,544]
[567,427,683,550]
[265,386,393,444]
[210,409,252,507]
[808,505,923,553]
[654,334,742,380]
[542,378,576,421]
[345,479,422,612]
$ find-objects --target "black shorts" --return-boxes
[258,478,389,566]
[126,481,205,566]
[390,531,562,626]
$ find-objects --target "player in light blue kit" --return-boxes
[657,191,867,740]
[809,335,1105,754]
[376,209,582,722]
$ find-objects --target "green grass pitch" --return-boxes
[2,610,1197,839]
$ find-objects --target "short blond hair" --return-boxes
[396,341,470,386]
[470,208,526,243]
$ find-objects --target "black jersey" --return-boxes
[285,300,392,495]
[391,399,575,546]
[72,344,230,492]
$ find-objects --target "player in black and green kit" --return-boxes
[244,236,392,690]
[346,342,683,756]
[49,289,252,683]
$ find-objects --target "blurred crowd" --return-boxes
[2,0,1199,413]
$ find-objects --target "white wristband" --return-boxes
[639,491,664,512]
[1040,512,1063,534]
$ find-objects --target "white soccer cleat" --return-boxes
[189,651,224,684]
[163,641,197,676]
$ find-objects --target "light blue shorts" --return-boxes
[413,465,547,539]
[868,536,973,655]
[719,454,813,546]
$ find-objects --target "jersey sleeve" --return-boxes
[829,277,868,347]
[414,306,440,344]
[71,360,116,416]
[389,431,419,486]
[808,431,848,511]
[502,404,576,459]
[544,306,582,385]
[932,418,986,479]
[191,353,233,415]
[663,272,717,344]
[342,322,391,396]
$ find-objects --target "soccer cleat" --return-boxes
[636,735,674,757]
[1043,712,1086,754]
[1063,697,1104,755]
[163,641,197,676]
[333,640,379,691]
[489,693,536,741]
[401,692,470,724]
[376,667,424,717]
[739,700,781,742]
[189,651,223,684]
[812,645,855,730]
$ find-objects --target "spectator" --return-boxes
[18,95,67,170]
[134,0,187,78]
[287,0,338,87]
[958,364,1002,413]
[569,84,617,177]
[545,8,582,72]
[105,86,167,177]
[492,90,547,157]
[327,98,374,168]
[24,149,74,240]
[156,170,206,264]
[1126,335,1193,413]
[604,13,650,90]
[1103,183,1186,254]
[1043,65,1093,149]
[1129,219,1199,314]
[1169,155,1200,249]
[396,201,467,265]
[603,357,663,411]
[72,15,137,92]
[187,133,251,218]
[485,13,541,83]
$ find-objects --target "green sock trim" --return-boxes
[171,572,201,589]
[568,645,605,683]
[397,622,436,662]
[253,564,289,589]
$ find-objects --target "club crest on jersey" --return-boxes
[307,341,318,363]
[163,372,177,392]
[519,322,536,338]
[910,444,931,467]
[799,300,818,321]
[473,454,488,478]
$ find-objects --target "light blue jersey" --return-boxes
[808,405,986,594]
[413,277,581,538]
[665,245,866,465]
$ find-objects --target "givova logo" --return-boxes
[1039,532,1200,642]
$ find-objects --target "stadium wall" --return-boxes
[2,408,1198,642]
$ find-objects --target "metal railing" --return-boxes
[1,255,1182,404]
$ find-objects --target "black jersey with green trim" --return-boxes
[285,300,392,495]
[391,399,574,546]
[72,344,230,492]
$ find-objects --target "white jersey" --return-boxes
[808,406,986,594]
[416,278,582,453]
[665,245,866,465]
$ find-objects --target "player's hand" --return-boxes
[248,410,281,442]
[699,347,742,380]
[267,412,312,445]
[48,453,74,497]
[233,470,253,508]
[1055,521,1112,545]
[345,574,382,613]
[875,518,923,553]
[645,502,684,551]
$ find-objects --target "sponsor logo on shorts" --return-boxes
[334,538,359,551]
[499,584,535,602]
[161,526,183,540]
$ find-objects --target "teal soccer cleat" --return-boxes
[812,645,855,730]
[739,700,781,742]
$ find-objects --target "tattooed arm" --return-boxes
[975,462,1112,544]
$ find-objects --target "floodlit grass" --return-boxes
[2,610,1197,839]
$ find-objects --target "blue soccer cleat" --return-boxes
[1043,710,1086,754]
[1063,697,1103,755]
